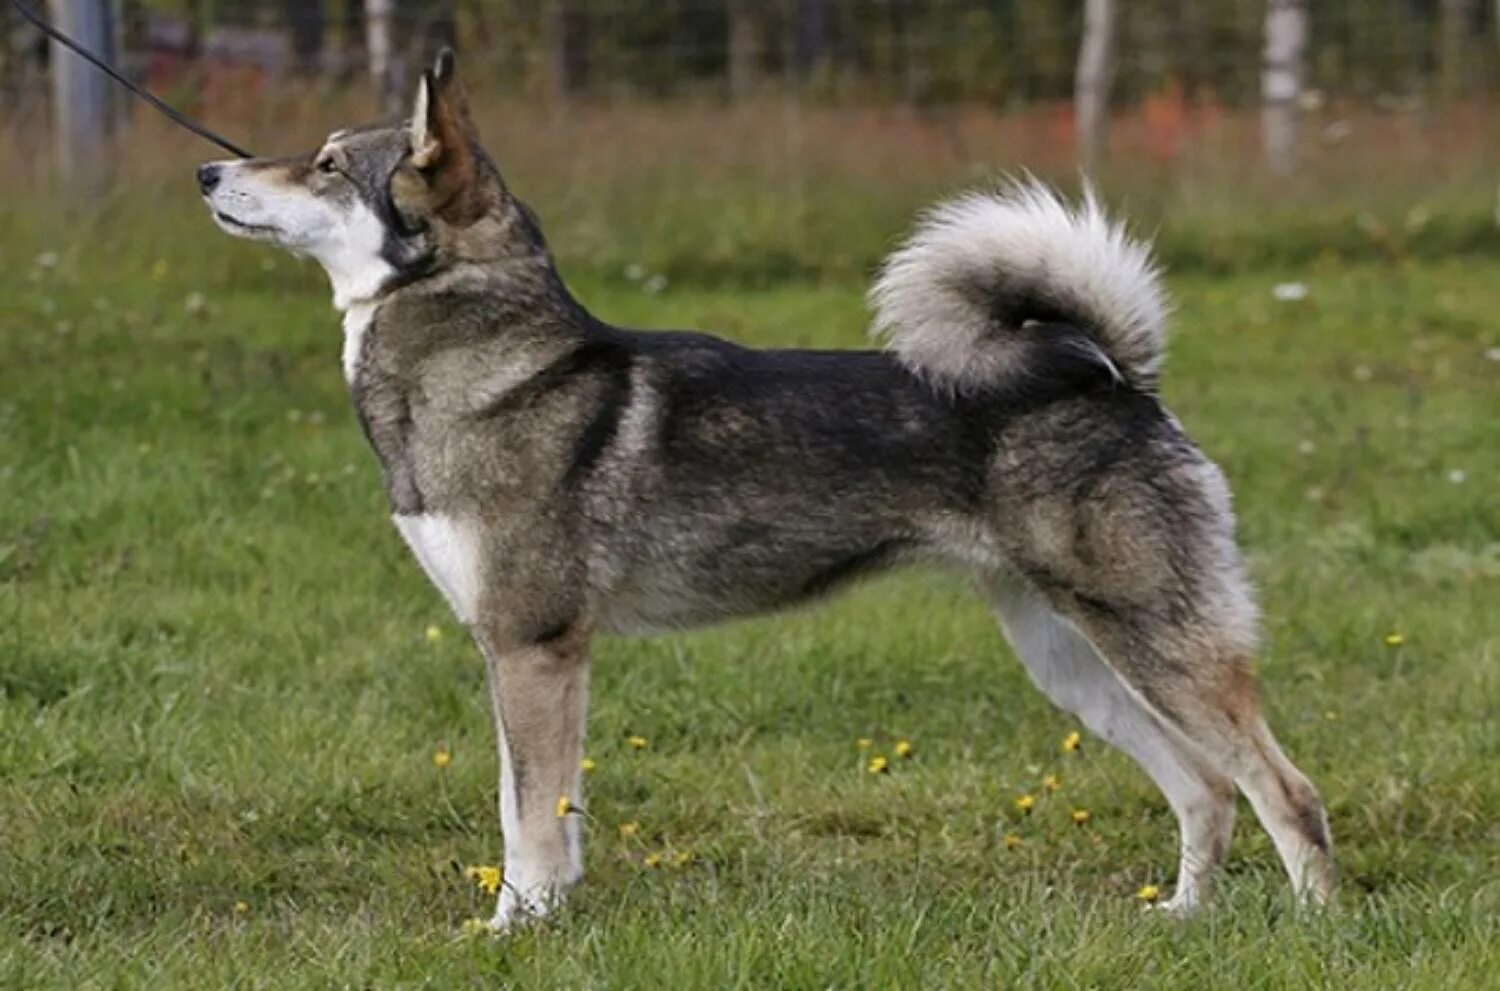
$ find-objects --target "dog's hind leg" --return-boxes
[991,578,1236,913]
[474,623,591,931]
[1053,591,1336,907]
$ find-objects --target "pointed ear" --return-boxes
[409,48,475,176]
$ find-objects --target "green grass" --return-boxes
[1,208,1497,989]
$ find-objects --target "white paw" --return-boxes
[1150,890,1203,918]
[486,872,580,932]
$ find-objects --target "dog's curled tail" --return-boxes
[869,179,1168,392]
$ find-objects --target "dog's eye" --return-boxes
[316,156,338,175]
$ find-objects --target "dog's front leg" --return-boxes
[475,624,590,931]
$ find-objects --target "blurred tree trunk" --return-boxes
[1075,0,1118,170]
[892,0,930,106]
[399,0,454,67]
[1439,0,1478,98]
[543,0,588,107]
[1261,0,1307,175]
[51,0,114,193]
[728,0,759,100]
[286,0,325,74]
[366,0,400,114]
[793,0,830,78]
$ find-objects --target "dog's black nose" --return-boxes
[197,164,222,194]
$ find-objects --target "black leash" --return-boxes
[9,0,253,158]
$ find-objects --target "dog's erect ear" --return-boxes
[409,48,479,196]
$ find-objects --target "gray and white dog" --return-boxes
[199,50,1334,929]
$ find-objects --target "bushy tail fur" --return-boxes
[870,179,1168,392]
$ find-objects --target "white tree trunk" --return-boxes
[365,0,399,115]
[1074,0,1119,171]
[1261,0,1308,176]
[51,0,114,193]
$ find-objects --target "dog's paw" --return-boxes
[1148,890,1203,918]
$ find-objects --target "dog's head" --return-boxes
[198,50,515,307]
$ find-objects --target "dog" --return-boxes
[198,49,1334,930]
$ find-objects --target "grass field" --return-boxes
[1,190,1497,989]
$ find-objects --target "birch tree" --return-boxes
[366,0,399,115]
[1074,0,1118,170]
[1261,0,1308,175]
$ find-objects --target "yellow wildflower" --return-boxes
[627,735,649,750]
[1015,793,1036,813]
[619,820,641,839]
[1071,808,1092,825]
[856,737,874,750]
[674,850,694,867]
[643,852,664,869]
[432,747,452,769]
[425,625,443,643]
[1042,773,1062,792]
[461,917,491,936]
[867,755,890,775]
[1137,884,1161,904]
[580,757,597,773]
[233,900,249,915]
[465,865,502,895]
[1003,833,1023,849]
[1062,731,1083,753]
[894,740,914,759]
[1384,631,1404,647]
[556,795,573,818]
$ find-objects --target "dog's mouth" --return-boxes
[212,210,280,236]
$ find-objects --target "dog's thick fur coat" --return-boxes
[200,51,1335,928]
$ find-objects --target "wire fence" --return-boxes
[5,1,1500,112]
[3,1,1500,193]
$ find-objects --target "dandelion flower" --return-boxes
[1003,833,1023,849]
[465,865,502,895]
[856,737,874,750]
[1062,731,1083,754]
[894,740,914,759]
[1384,631,1404,647]
[1137,884,1161,904]
[580,757,597,773]
[556,795,573,818]
[233,900,249,915]
[1071,808,1092,825]
[461,917,491,936]
[1042,773,1062,792]
[619,820,641,840]
[432,747,452,769]
[643,852,664,869]
[867,755,890,775]
[627,735,649,750]
[1015,793,1036,813]
[425,625,443,643]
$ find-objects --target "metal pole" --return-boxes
[51,0,115,193]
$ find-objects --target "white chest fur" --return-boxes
[393,514,484,625]
[342,302,377,384]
